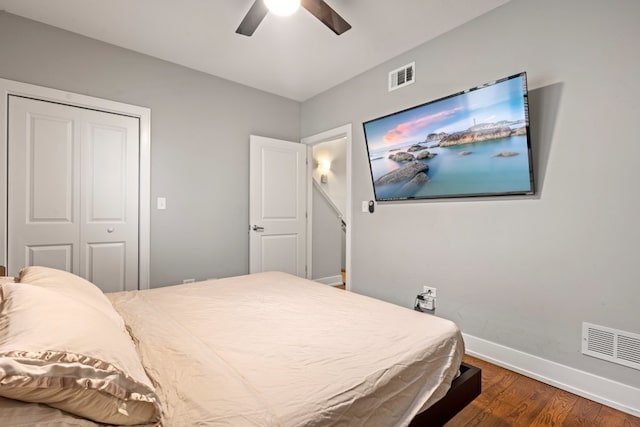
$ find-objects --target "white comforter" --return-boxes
[107,272,464,426]
[0,272,464,426]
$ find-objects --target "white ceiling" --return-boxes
[0,0,510,101]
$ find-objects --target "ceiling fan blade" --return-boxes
[236,0,269,36]
[301,0,351,35]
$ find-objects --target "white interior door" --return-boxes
[8,95,139,292]
[249,135,307,276]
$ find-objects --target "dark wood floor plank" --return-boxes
[563,395,603,427]
[445,396,515,426]
[445,355,640,427]
[529,388,578,426]
[495,376,552,426]
[594,406,640,427]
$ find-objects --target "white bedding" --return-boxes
[0,271,464,426]
[108,272,464,426]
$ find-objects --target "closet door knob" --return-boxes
[107,227,115,233]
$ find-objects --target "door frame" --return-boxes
[301,124,352,290]
[0,78,151,289]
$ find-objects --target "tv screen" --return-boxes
[363,72,534,201]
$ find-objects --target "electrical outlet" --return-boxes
[423,286,437,298]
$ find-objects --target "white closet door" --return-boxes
[79,107,139,292]
[8,96,139,292]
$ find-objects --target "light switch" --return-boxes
[157,197,166,210]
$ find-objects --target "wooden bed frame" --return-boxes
[409,362,482,426]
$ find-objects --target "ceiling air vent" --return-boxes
[582,322,640,370]
[389,62,415,92]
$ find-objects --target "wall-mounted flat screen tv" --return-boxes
[363,72,534,201]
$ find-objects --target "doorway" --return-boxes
[302,124,352,290]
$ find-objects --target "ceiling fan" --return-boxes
[236,0,351,37]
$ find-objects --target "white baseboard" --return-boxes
[314,275,343,286]
[463,333,640,418]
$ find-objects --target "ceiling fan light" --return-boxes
[264,0,300,16]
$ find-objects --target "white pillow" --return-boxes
[18,266,124,326]
[0,282,161,425]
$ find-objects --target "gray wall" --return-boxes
[0,11,300,287]
[311,185,342,282]
[301,0,640,389]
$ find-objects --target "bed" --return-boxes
[0,266,480,426]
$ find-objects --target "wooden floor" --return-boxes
[446,355,640,426]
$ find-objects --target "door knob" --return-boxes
[107,227,115,233]
[252,225,265,232]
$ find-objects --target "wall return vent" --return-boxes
[389,62,415,91]
[582,322,640,371]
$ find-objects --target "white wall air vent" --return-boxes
[582,322,640,370]
[388,62,415,91]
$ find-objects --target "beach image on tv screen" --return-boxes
[363,73,533,201]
